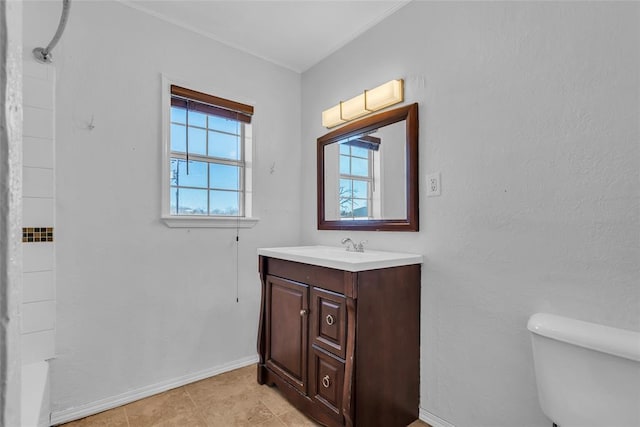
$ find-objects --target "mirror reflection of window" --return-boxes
[324,121,407,221]
[339,141,374,220]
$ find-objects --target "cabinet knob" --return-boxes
[322,375,331,388]
[300,309,308,317]
[325,314,335,326]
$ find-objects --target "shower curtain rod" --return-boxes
[33,0,71,64]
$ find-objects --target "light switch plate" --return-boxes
[426,172,441,197]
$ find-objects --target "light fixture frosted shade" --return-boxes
[322,104,346,128]
[321,79,404,128]
[365,79,404,111]
[341,93,369,121]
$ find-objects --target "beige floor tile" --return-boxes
[255,417,287,427]
[185,369,257,408]
[129,410,207,427]
[256,384,294,417]
[408,420,432,427]
[278,408,321,427]
[59,407,128,427]
[197,388,277,427]
[124,387,206,427]
[225,364,256,381]
[60,364,426,427]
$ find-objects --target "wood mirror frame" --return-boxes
[317,103,419,231]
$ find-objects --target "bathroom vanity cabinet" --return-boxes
[256,247,422,427]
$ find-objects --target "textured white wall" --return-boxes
[20,0,302,414]
[0,1,23,425]
[301,2,640,426]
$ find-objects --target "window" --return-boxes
[339,142,374,220]
[162,81,257,228]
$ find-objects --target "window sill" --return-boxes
[161,216,259,229]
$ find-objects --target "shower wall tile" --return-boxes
[23,59,54,82]
[22,197,54,226]
[22,301,56,334]
[23,136,54,168]
[23,242,54,272]
[22,58,56,368]
[24,75,54,110]
[23,271,55,303]
[23,106,54,139]
[22,330,55,364]
[23,167,54,198]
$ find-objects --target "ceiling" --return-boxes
[121,1,410,73]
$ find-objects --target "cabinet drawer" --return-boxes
[311,287,347,359]
[266,258,347,295]
[310,347,345,417]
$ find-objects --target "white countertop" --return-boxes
[257,245,423,272]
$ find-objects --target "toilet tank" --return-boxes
[528,313,640,427]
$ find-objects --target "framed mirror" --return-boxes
[317,103,418,231]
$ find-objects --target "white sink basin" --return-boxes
[257,245,423,272]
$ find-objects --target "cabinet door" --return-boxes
[310,287,347,359]
[265,275,309,394]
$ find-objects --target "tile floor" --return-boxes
[59,364,431,427]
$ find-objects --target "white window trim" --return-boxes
[162,215,259,228]
[160,74,259,228]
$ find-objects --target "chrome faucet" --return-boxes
[341,237,366,253]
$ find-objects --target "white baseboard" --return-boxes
[420,407,456,427]
[49,354,259,426]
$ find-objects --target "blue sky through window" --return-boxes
[170,105,245,216]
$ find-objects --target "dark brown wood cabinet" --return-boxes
[257,255,421,427]
[265,275,309,394]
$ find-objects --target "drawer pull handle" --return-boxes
[322,375,331,388]
[300,309,308,317]
[325,314,335,326]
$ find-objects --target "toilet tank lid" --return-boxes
[528,313,640,362]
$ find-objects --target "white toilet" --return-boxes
[528,313,640,427]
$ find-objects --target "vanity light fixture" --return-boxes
[321,79,404,128]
